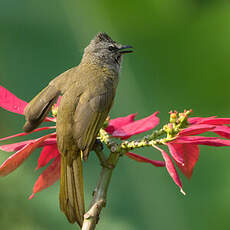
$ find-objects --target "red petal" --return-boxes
[29,155,61,199]
[112,112,160,139]
[42,137,57,145]
[167,143,185,165]
[125,152,165,167]
[105,113,137,134]
[0,85,28,115]
[0,133,54,176]
[44,117,56,122]
[0,126,56,142]
[0,133,56,152]
[188,116,216,125]
[0,140,35,152]
[199,118,230,125]
[173,136,230,146]
[153,145,185,195]
[189,116,230,125]
[168,143,199,179]
[36,144,60,170]
[179,124,215,136]
[213,126,230,139]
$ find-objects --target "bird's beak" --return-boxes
[118,45,134,54]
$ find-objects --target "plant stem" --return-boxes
[82,150,120,230]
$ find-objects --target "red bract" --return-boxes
[107,112,165,166]
[189,117,230,125]
[167,143,199,179]
[105,113,137,134]
[165,115,230,189]
[125,152,165,167]
[0,85,27,115]
[153,144,185,195]
[0,85,59,198]
[0,133,55,176]
[29,154,61,200]
[36,144,59,170]
[106,112,159,139]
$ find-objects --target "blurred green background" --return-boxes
[1,0,230,229]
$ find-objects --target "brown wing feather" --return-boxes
[24,85,60,132]
[73,90,114,159]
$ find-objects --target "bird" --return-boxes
[23,32,133,227]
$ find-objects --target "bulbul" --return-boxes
[23,32,133,227]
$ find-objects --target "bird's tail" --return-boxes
[59,154,85,227]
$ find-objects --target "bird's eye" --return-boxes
[108,46,117,51]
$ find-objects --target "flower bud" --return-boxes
[163,123,175,138]
[51,105,58,117]
[169,110,178,123]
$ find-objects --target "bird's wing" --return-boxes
[24,66,81,133]
[73,88,115,159]
[23,85,60,132]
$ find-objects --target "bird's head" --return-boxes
[82,32,133,72]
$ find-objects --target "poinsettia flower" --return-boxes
[106,113,184,188]
[105,112,165,168]
[0,85,59,198]
[106,112,165,165]
[165,114,230,185]
[135,111,230,194]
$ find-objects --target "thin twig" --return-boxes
[81,149,120,230]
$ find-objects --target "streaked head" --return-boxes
[82,32,133,72]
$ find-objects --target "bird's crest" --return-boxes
[94,32,115,43]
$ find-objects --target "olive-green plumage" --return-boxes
[23,32,133,227]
